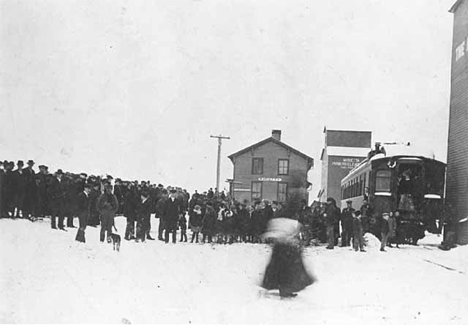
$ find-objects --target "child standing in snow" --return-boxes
[189,205,203,243]
[352,211,365,252]
[380,213,390,252]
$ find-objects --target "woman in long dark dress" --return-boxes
[261,208,315,298]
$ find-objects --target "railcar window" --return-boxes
[376,170,391,192]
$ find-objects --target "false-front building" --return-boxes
[228,130,314,205]
[319,128,372,207]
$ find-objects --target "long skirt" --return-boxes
[262,242,315,295]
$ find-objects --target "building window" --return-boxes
[278,182,288,203]
[251,181,262,201]
[252,158,264,175]
[375,170,391,192]
[278,159,289,175]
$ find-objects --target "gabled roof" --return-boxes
[449,0,464,13]
[228,137,314,165]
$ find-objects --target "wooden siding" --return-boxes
[448,0,468,244]
[231,141,310,204]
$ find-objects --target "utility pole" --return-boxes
[210,135,230,196]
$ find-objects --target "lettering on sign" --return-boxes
[258,177,283,182]
[234,188,251,192]
[456,41,466,61]
[331,158,362,170]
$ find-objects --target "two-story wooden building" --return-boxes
[228,130,314,205]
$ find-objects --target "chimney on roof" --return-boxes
[272,130,282,141]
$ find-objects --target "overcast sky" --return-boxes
[0,0,455,196]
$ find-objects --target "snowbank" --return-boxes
[364,233,381,249]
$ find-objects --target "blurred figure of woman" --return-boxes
[261,205,315,298]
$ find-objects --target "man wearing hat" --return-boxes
[113,178,124,215]
[324,197,340,249]
[123,182,139,240]
[2,162,15,217]
[75,183,92,243]
[48,169,67,230]
[162,189,181,243]
[96,183,119,242]
[156,189,169,240]
[35,165,49,219]
[12,160,27,218]
[340,200,355,247]
[380,213,390,252]
[22,160,36,220]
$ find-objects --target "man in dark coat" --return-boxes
[360,199,373,234]
[163,189,181,243]
[324,197,340,249]
[48,169,67,230]
[156,189,168,241]
[340,200,355,247]
[114,179,124,215]
[124,183,138,240]
[251,201,264,243]
[202,201,217,243]
[87,183,101,227]
[263,200,275,223]
[35,165,49,219]
[96,184,119,243]
[352,211,365,252]
[75,184,92,243]
[22,160,36,220]
[136,190,153,242]
[12,160,27,218]
[380,213,390,252]
[3,162,15,217]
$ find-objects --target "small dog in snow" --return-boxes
[108,225,121,252]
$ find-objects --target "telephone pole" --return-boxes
[210,135,230,196]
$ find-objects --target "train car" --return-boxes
[340,144,446,244]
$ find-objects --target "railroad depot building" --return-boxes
[319,128,372,207]
[228,130,314,205]
[448,0,468,244]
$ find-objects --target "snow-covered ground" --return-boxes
[1,216,467,324]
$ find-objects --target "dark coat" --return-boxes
[353,217,363,237]
[324,204,340,227]
[341,207,355,231]
[189,210,203,232]
[137,197,152,221]
[48,177,66,205]
[13,169,27,192]
[96,192,119,217]
[202,205,217,236]
[179,215,187,231]
[263,205,274,222]
[155,197,168,218]
[163,198,181,231]
[251,209,265,235]
[381,218,390,235]
[76,191,91,222]
[124,190,139,220]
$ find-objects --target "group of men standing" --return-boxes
[0,160,38,220]
[295,197,374,252]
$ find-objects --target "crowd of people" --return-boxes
[0,159,455,251]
